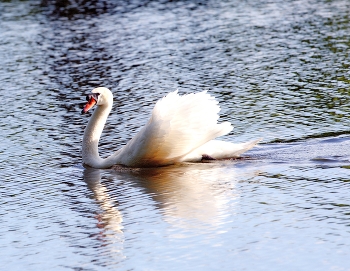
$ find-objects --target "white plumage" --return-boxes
[82,87,261,168]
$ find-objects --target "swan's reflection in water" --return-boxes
[83,168,124,233]
[82,163,260,267]
[84,162,260,234]
[127,163,242,230]
[83,167,125,262]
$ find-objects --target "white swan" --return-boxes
[82,87,261,168]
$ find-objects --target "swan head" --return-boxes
[82,87,113,114]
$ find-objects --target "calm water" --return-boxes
[1,0,350,270]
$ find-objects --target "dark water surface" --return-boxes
[1,0,350,270]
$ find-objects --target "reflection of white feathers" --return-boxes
[103,164,260,230]
[84,164,261,234]
[82,88,261,168]
[84,169,123,234]
[151,165,240,230]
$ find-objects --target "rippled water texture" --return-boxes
[1,0,350,270]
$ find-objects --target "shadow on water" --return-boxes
[41,0,115,18]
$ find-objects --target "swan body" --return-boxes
[82,87,261,168]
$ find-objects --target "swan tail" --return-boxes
[115,91,234,166]
[181,138,262,162]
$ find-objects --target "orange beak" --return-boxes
[82,95,97,114]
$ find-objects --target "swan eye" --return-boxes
[86,93,100,102]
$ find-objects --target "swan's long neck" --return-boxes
[82,103,115,168]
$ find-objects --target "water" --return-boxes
[1,0,350,270]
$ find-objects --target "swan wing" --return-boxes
[112,91,233,166]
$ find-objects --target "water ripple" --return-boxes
[1,0,350,270]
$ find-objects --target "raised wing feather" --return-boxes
[112,91,232,167]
